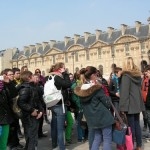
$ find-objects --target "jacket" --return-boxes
[145,80,150,109]
[0,82,17,125]
[119,70,145,114]
[109,78,120,102]
[74,83,115,129]
[71,81,82,112]
[17,82,44,119]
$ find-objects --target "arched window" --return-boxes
[98,65,103,75]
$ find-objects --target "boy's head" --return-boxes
[12,68,20,80]
[33,74,40,84]
[114,67,122,77]
[20,71,33,82]
[1,68,14,81]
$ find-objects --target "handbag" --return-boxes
[108,99,127,145]
[117,126,133,150]
[125,127,133,150]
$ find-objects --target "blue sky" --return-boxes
[0,0,150,50]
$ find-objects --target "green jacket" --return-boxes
[74,83,115,129]
[71,82,82,112]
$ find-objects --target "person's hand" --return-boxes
[116,92,120,97]
[36,112,43,119]
[120,111,125,115]
[31,109,38,116]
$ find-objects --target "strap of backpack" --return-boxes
[61,92,65,114]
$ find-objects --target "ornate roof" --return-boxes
[12,22,150,60]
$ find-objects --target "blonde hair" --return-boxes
[123,57,140,72]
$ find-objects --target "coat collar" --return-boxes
[122,70,141,77]
[74,83,102,97]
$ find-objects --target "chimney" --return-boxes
[95,29,102,40]
[64,36,71,46]
[121,24,127,35]
[74,34,80,44]
[135,21,141,33]
[29,45,35,51]
[84,32,90,42]
[35,43,42,52]
[107,27,114,38]
[23,46,30,53]
[42,42,48,50]
[50,40,56,48]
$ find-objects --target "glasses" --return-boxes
[7,74,14,76]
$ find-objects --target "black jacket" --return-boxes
[0,81,17,125]
[17,82,44,119]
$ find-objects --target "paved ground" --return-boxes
[16,114,150,150]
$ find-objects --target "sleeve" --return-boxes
[6,82,18,98]
[119,75,130,112]
[98,89,112,109]
[55,73,72,89]
[71,83,81,110]
[17,87,35,113]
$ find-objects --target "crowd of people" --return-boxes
[0,56,150,150]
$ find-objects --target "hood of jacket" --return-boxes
[74,83,102,98]
[121,70,142,85]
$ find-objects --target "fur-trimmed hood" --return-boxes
[121,70,142,85]
[74,83,102,98]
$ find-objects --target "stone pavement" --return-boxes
[15,113,150,150]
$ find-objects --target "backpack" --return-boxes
[43,75,63,108]
[13,85,31,119]
[12,95,22,119]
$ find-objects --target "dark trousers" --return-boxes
[126,113,142,147]
[23,116,39,150]
[38,115,44,136]
[8,118,20,148]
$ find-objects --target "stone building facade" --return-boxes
[10,21,150,77]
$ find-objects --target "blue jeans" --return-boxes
[126,113,142,147]
[76,112,85,141]
[88,128,95,150]
[51,105,66,150]
[91,125,112,150]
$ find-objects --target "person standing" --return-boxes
[0,74,14,150]
[17,71,43,149]
[2,68,24,150]
[74,66,114,150]
[12,67,24,138]
[119,57,145,150]
[48,62,71,150]
[33,73,47,138]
